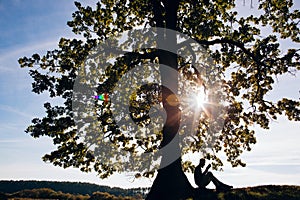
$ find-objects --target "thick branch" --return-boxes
[152,0,165,28]
[181,38,271,69]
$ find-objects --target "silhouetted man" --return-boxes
[194,158,233,192]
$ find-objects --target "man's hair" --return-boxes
[200,158,205,164]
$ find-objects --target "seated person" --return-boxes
[194,158,233,192]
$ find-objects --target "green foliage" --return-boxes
[19,0,300,179]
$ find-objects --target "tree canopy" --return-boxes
[19,0,300,182]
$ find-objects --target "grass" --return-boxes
[220,185,300,200]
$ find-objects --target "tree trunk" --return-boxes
[146,158,194,200]
[146,1,194,199]
[145,50,194,200]
[145,51,194,199]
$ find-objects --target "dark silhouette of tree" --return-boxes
[19,0,299,199]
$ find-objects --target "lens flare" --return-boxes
[195,87,207,109]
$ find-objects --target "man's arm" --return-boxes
[203,163,211,175]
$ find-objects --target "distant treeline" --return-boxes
[0,180,149,197]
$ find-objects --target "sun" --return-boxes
[195,87,207,109]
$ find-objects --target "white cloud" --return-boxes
[0,122,27,132]
[2,40,56,59]
[0,40,59,68]
[0,104,34,118]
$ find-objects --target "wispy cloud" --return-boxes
[0,40,59,59]
[0,139,27,143]
[0,122,27,131]
[0,40,59,71]
[0,104,34,118]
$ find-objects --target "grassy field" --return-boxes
[192,185,300,200]
[227,185,300,200]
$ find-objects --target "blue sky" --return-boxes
[0,0,299,189]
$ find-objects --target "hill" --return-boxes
[228,185,300,200]
[0,180,148,197]
[193,185,300,200]
[0,180,299,200]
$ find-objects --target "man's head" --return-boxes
[199,158,205,167]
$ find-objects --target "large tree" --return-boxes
[19,0,300,199]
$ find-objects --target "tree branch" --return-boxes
[152,0,165,28]
[179,37,271,69]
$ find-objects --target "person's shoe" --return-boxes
[216,184,233,192]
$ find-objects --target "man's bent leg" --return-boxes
[206,172,233,191]
[198,173,213,187]
[206,172,222,187]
